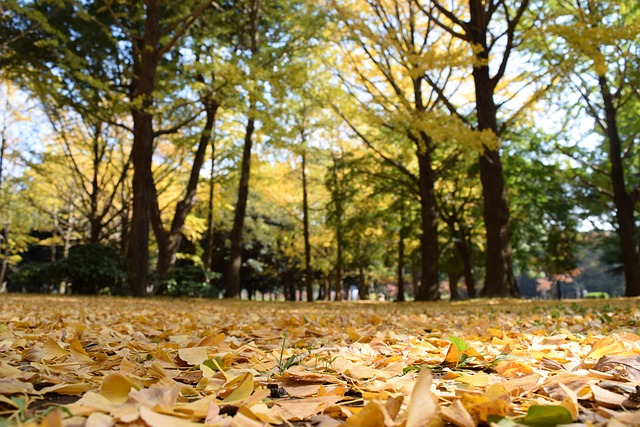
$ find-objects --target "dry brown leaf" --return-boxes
[275,395,343,421]
[591,384,640,409]
[405,368,437,427]
[593,355,640,382]
[178,347,209,366]
[85,411,115,427]
[139,405,203,427]
[440,399,475,427]
[0,377,37,394]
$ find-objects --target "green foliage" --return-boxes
[164,264,217,298]
[53,244,127,295]
[274,334,298,376]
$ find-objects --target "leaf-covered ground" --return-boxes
[1,295,639,427]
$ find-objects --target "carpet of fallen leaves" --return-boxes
[1,295,640,427]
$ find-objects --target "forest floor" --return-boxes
[1,295,639,427]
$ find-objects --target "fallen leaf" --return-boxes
[178,346,209,366]
[405,368,437,427]
[139,405,203,427]
[220,372,254,404]
[441,399,475,427]
[100,373,139,403]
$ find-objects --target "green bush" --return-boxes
[10,263,53,293]
[165,264,218,298]
[54,244,128,295]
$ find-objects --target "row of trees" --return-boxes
[0,0,638,299]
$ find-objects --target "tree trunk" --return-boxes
[301,151,314,301]
[204,132,216,277]
[599,76,640,297]
[411,250,419,298]
[456,240,477,298]
[153,103,218,290]
[468,1,518,298]
[358,264,367,300]
[0,224,10,291]
[396,227,406,302]
[335,224,344,301]
[128,3,161,297]
[225,0,259,299]
[225,115,255,298]
[89,124,103,243]
[411,72,439,301]
[415,147,439,300]
[449,271,462,300]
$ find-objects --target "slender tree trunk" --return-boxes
[128,3,161,297]
[457,240,477,298]
[204,133,216,277]
[225,114,255,298]
[153,103,218,290]
[396,227,406,302]
[412,74,439,301]
[0,223,10,291]
[449,271,462,300]
[0,98,7,291]
[598,76,640,296]
[89,124,103,243]
[415,147,439,300]
[301,151,313,301]
[335,224,344,301]
[411,250,419,298]
[358,264,367,300]
[226,0,259,299]
[317,277,324,300]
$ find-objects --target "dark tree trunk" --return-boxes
[225,115,255,298]
[599,76,640,297]
[301,151,313,301]
[89,124,103,243]
[396,228,406,302]
[0,224,9,290]
[449,271,462,300]
[317,277,324,300]
[415,147,440,300]
[203,129,216,275]
[225,0,259,299]
[467,0,519,298]
[335,225,344,301]
[153,103,218,290]
[478,148,518,297]
[358,264,368,300]
[127,2,161,297]
[411,250,419,298]
[411,73,439,301]
[456,240,477,298]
